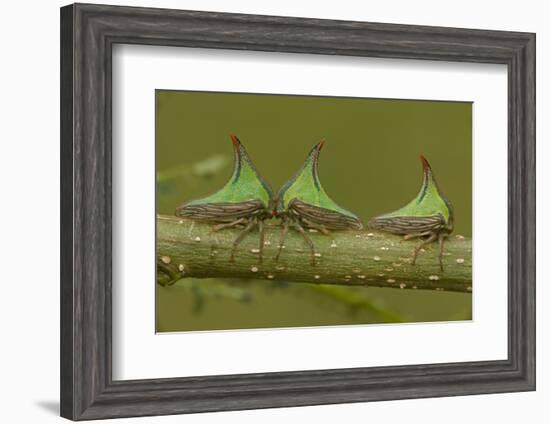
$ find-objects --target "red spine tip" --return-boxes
[420,155,430,170]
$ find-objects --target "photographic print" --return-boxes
[60,5,535,418]
[156,90,472,332]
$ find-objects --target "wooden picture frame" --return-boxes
[60,3,535,420]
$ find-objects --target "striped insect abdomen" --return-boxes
[368,214,445,235]
[289,199,363,230]
[175,200,267,223]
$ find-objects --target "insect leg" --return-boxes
[411,232,437,266]
[403,231,432,241]
[301,218,331,235]
[438,233,447,272]
[229,218,256,262]
[211,217,247,232]
[257,218,265,264]
[275,220,290,262]
[319,226,331,236]
[293,221,316,265]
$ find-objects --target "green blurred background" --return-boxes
[156,90,472,332]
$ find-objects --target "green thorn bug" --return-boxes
[368,155,454,271]
[274,139,363,264]
[175,134,273,262]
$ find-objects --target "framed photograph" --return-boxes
[60,3,535,420]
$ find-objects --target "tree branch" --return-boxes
[157,215,472,293]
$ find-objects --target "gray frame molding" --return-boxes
[60,3,535,420]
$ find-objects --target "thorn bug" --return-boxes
[368,155,454,271]
[175,134,273,262]
[273,139,363,264]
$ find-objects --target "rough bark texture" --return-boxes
[157,215,472,292]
